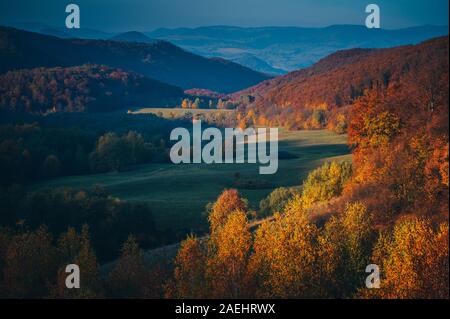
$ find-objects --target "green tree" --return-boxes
[301,161,352,209]
[259,187,298,217]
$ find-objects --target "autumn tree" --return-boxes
[207,189,248,232]
[51,225,102,298]
[168,235,207,298]
[248,210,320,298]
[2,226,58,298]
[424,139,449,214]
[107,235,151,298]
[300,161,352,209]
[318,202,375,298]
[363,218,449,299]
[206,210,252,298]
[181,99,189,109]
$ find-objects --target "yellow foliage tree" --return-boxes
[318,202,374,297]
[300,161,352,209]
[248,210,320,298]
[169,235,206,298]
[363,218,449,299]
[207,189,248,233]
[206,210,252,298]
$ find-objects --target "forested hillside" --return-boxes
[0,64,185,113]
[232,37,448,132]
[165,36,449,299]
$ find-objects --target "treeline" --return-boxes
[0,64,184,114]
[0,123,166,185]
[0,109,188,185]
[157,109,239,128]
[233,102,349,133]
[179,90,253,111]
[89,131,164,172]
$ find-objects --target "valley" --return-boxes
[29,129,350,235]
[0,7,447,298]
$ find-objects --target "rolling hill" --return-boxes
[231,36,449,129]
[0,26,270,93]
[0,64,185,113]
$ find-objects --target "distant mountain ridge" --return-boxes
[6,23,447,76]
[2,22,113,39]
[147,24,449,73]
[110,31,156,44]
[0,26,269,93]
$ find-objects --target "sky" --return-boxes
[0,0,448,32]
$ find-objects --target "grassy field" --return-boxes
[30,129,351,234]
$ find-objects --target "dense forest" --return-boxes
[0,64,184,113]
[0,111,187,185]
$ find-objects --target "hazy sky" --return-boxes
[0,0,448,31]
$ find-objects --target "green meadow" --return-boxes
[30,129,351,234]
